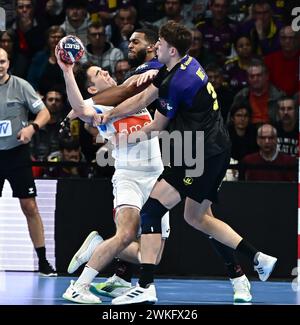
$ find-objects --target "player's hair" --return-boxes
[74,62,94,99]
[159,21,192,57]
[134,28,158,46]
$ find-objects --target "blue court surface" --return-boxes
[0,271,299,305]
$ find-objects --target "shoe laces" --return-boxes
[73,281,92,294]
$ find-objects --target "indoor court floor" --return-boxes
[0,271,299,305]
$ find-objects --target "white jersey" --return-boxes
[83,101,170,238]
[90,102,163,171]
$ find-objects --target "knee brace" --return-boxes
[141,197,169,235]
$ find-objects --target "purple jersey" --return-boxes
[197,18,237,60]
[224,58,248,93]
[153,55,230,159]
[134,58,163,75]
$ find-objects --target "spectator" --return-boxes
[224,34,255,94]
[227,0,249,22]
[30,89,67,161]
[0,29,29,78]
[264,25,300,96]
[239,0,283,55]
[114,59,131,84]
[135,0,165,24]
[153,0,194,29]
[188,28,217,67]
[228,102,258,161]
[240,124,297,182]
[1,0,17,28]
[230,58,285,126]
[12,0,47,61]
[206,63,234,122]
[183,0,208,25]
[27,25,66,94]
[275,96,298,157]
[87,0,135,25]
[85,21,124,75]
[197,0,237,64]
[60,0,90,46]
[35,0,66,27]
[108,6,140,56]
[47,136,88,178]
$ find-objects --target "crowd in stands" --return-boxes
[1,0,298,181]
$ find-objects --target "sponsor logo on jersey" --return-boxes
[159,99,173,111]
[183,176,193,186]
[113,113,151,134]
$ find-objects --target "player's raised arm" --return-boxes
[91,71,155,106]
[55,46,96,123]
[97,83,159,126]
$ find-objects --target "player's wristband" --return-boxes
[29,122,40,132]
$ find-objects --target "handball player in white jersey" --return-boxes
[55,50,169,304]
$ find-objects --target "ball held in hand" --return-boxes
[58,35,85,64]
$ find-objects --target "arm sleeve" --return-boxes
[20,78,46,114]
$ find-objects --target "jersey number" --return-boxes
[206,82,219,111]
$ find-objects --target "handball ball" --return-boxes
[58,35,85,64]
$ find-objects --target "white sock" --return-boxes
[76,265,98,285]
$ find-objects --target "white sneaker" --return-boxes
[62,280,102,304]
[112,284,158,305]
[91,274,132,298]
[254,252,277,281]
[67,231,103,274]
[230,275,252,303]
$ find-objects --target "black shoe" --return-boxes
[39,260,57,277]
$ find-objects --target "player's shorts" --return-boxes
[0,144,37,198]
[112,159,170,239]
[161,149,231,203]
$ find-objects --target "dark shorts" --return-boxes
[160,149,230,203]
[0,145,37,198]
